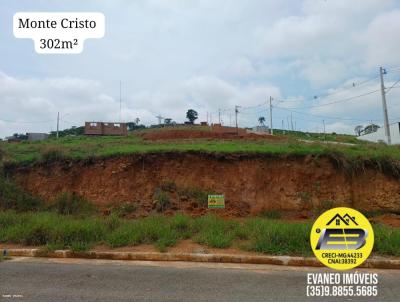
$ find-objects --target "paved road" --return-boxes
[0,258,399,301]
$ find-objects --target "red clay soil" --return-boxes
[139,129,285,141]
[9,152,400,218]
[371,214,400,228]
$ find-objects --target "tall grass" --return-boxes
[0,211,398,256]
[0,176,42,211]
[2,135,400,175]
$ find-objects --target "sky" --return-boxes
[1,0,400,138]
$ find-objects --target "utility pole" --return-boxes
[218,109,221,124]
[380,67,391,144]
[290,113,293,131]
[56,112,60,139]
[235,106,240,134]
[323,120,326,140]
[229,113,232,127]
[119,80,122,122]
[269,96,273,135]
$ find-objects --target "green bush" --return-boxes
[193,214,239,248]
[259,209,282,219]
[104,213,122,231]
[40,147,66,163]
[70,241,92,252]
[52,218,105,248]
[178,187,213,207]
[153,189,170,212]
[373,224,400,256]
[48,192,95,216]
[170,214,192,239]
[106,222,143,248]
[244,218,312,256]
[0,176,43,211]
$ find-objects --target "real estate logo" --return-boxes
[310,207,374,270]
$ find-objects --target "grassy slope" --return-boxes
[1,131,400,165]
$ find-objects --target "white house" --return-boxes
[357,122,400,145]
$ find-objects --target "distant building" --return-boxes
[5,133,28,142]
[27,133,49,142]
[357,122,400,144]
[84,122,128,136]
[252,125,270,133]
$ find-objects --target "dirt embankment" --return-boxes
[139,129,286,141]
[8,153,400,217]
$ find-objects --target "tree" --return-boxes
[354,125,363,136]
[186,109,198,123]
[164,118,173,125]
[49,126,84,138]
[363,124,380,135]
[258,116,266,126]
[127,121,146,131]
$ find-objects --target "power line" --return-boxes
[274,106,381,122]
[385,79,400,95]
[279,89,380,110]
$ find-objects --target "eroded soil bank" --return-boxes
[7,152,400,217]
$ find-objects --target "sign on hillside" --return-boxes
[208,194,225,209]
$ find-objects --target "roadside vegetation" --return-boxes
[0,211,398,257]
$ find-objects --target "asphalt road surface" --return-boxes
[0,257,399,302]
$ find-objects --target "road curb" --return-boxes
[2,248,400,269]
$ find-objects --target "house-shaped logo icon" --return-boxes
[326,213,358,226]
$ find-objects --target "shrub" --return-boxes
[169,214,192,239]
[104,212,122,231]
[177,187,213,207]
[0,146,5,162]
[70,241,92,252]
[49,192,95,216]
[193,214,239,248]
[106,222,143,248]
[259,209,282,219]
[244,219,312,256]
[52,218,105,248]
[40,147,66,163]
[0,176,43,211]
[113,202,137,217]
[373,224,400,256]
[153,189,170,212]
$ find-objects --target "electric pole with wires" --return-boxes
[269,96,273,135]
[380,67,391,145]
[235,105,240,134]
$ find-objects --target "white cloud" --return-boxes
[1,0,400,136]
[0,71,282,137]
[362,10,400,68]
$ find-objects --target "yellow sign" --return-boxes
[208,195,225,209]
[310,207,374,270]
